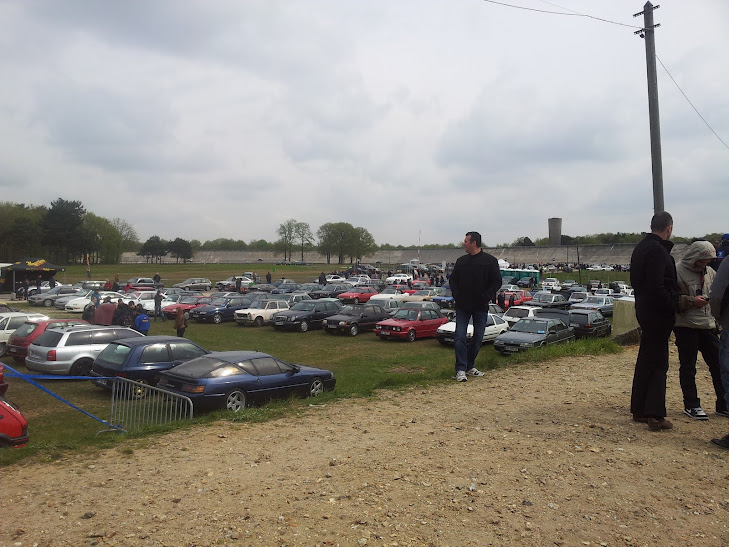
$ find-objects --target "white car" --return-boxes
[386,273,413,284]
[541,278,561,291]
[235,300,289,327]
[369,287,409,302]
[436,313,509,345]
[502,305,542,328]
[324,275,346,284]
[344,275,372,286]
[402,289,439,302]
[143,293,185,313]
[0,312,49,356]
[64,291,126,312]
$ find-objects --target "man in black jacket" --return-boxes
[630,211,679,431]
[449,231,502,382]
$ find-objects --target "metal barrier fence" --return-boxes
[102,378,194,434]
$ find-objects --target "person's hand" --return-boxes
[693,296,709,308]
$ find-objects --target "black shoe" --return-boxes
[647,417,673,431]
[711,434,729,449]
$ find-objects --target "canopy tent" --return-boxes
[0,258,65,294]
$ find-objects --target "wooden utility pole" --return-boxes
[634,2,664,213]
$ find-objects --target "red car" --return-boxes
[501,290,533,309]
[6,318,88,363]
[338,286,379,304]
[163,296,213,319]
[0,365,29,448]
[374,307,449,342]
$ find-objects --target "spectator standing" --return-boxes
[90,288,101,308]
[134,305,150,335]
[153,272,161,284]
[153,290,166,322]
[113,300,128,326]
[319,272,327,285]
[266,272,272,284]
[673,241,726,420]
[93,296,116,326]
[235,277,242,293]
[174,307,188,337]
[82,304,95,323]
[497,291,506,310]
[49,276,56,289]
[710,233,729,271]
[709,256,729,448]
[629,212,679,431]
[508,293,516,309]
[35,275,42,294]
[449,231,502,382]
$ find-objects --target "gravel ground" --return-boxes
[2,344,729,547]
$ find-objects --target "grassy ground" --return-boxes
[1,264,624,466]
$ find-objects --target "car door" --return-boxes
[137,343,174,381]
[249,357,298,400]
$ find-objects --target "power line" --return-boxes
[656,55,729,151]
[481,0,642,29]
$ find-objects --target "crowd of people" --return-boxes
[82,295,150,335]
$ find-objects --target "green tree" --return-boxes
[350,227,377,262]
[277,219,298,261]
[41,198,88,264]
[110,218,139,252]
[294,222,314,261]
[168,238,193,263]
[138,236,168,263]
[512,237,535,247]
[83,213,124,263]
[318,222,356,264]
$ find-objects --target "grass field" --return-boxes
[0,263,626,466]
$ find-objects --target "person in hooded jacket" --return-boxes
[709,256,729,448]
[674,240,727,420]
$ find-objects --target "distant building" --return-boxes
[548,218,562,246]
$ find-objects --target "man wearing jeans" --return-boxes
[449,231,502,382]
[709,256,729,448]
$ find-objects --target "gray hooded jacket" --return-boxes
[675,240,716,329]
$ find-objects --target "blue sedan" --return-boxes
[157,351,336,412]
[189,296,253,323]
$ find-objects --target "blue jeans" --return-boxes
[721,327,729,411]
[454,308,488,373]
[154,306,166,321]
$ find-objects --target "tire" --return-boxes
[406,329,416,342]
[349,323,359,337]
[43,299,53,307]
[299,320,309,332]
[70,358,93,376]
[226,389,247,412]
[212,314,222,324]
[308,377,324,397]
[254,316,264,327]
[0,343,6,357]
[354,297,360,304]
[206,285,212,291]
[131,379,149,399]
[183,310,190,320]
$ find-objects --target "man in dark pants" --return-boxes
[449,231,502,382]
[630,211,679,431]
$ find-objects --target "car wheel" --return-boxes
[184,310,190,320]
[212,314,222,324]
[254,316,264,327]
[0,438,10,449]
[349,323,359,336]
[406,329,416,342]
[354,297,360,304]
[299,320,309,332]
[226,390,247,412]
[0,343,6,357]
[308,377,324,397]
[206,285,211,291]
[43,299,53,307]
[132,379,150,399]
[70,358,93,376]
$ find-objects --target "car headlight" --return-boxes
[289,315,297,321]
[339,321,348,326]
[519,342,533,347]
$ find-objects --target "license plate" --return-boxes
[327,324,337,329]
[8,347,17,353]
[380,331,390,336]
[443,337,453,343]
[275,321,284,325]
[504,346,518,352]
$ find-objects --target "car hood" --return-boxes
[496,331,546,344]
[273,310,314,318]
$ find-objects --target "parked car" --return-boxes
[215,276,254,290]
[402,288,440,302]
[123,277,164,291]
[163,295,213,320]
[5,318,88,362]
[337,286,379,304]
[374,307,449,342]
[65,291,126,312]
[525,291,570,309]
[570,296,614,316]
[324,274,346,284]
[55,289,94,310]
[501,290,533,309]
[380,299,405,315]
[173,278,212,291]
[560,280,577,290]
[385,273,413,284]
[28,285,81,307]
[587,280,602,291]
[0,303,19,314]
[235,300,290,326]
[436,313,509,345]
[536,309,612,339]
[568,291,589,304]
[369,287,409,302]
[0,365,28,448]
[271,282,301,294]
[309,283,352,299]
[272,300,343,332]
[25,325,144,376]
[190,296,253,324]
[516,277,537,289]
[431,288,454,309]
[502,305,542,328]
[540,278,562,291]
[91,336,209,390]
[499,284,520,293]
[0,312,49,357]
[157,351,336,412]
[344,275,372,286]
[323,303,391,336]
[493,317,575,355]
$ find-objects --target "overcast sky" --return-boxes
[1,1,727,247]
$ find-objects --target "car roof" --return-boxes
[0,312,47,318]
[110,335,190,347]
[46,324,135,333]
[206,350,272,362]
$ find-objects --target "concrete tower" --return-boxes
[548,218,562,246]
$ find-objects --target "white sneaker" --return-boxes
[455,371,468,382]
[466,368,485,377]
[683,407,708,420]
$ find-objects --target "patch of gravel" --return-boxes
[2,345,728,546]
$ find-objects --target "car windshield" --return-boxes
[97,343,132,366]
[339,305,362,314]
[583,297,604,304]
[435,289,452,297]
[291,302,316,311]
[413,290,430,296]
[511,319,549,333]
[32,330,64,347]
[179,297,200,304]
[531,294,551,302]
[12,323,38,337]
[209,298,228,306]
[381,288,398,294]
[393,309,419,320]
[505,308,530,318]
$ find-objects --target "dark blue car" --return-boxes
[91,335,209,389]
[189,296,253,323]
[157,351,336,412]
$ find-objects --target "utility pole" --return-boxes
[634,2,664,213]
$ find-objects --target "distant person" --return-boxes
[710,233,729,271]
[153,290,166,322]
[134,305,150,335]
[266,272,272,284]
[673,241,726,420]
[153,272,161,284]
[49,276,56,289]
[709,256,729,449]
[449,231,502,382]
[93,296,116,326]
[35,274,41,293]
[319,272,327,285]
[174,307,188,337]
[508,293,516,308]
[497,292,506,310]
[630,211,679,431]
[82,304,95,323]
[113,299,128,326]
[235,277,242,292]
[90,288,101,307]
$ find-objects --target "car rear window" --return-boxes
[97,343,132,366]
[141,344,172,364]
[12,323,38,338]
[172,356,249,379]
[33,331,64,347]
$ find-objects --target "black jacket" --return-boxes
[630,233,678,325]
[450,250,502,313]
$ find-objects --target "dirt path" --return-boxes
[2,345,728,546]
